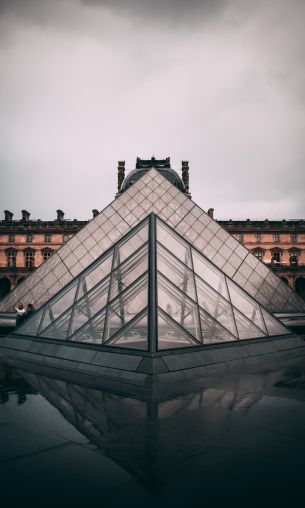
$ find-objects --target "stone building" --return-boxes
[0,158,304,303]
[0,209,93,300]
[218,218,305,299]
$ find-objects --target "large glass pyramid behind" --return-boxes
[15,214,290,352]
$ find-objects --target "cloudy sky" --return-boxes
[0,0,304,221]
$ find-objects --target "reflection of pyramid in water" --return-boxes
[16,214,289,351]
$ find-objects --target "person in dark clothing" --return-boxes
[25,303,35,320]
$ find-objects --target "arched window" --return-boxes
[295,277,305,300]
[0,277,11,298]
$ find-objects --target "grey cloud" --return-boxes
[0,0,304,220]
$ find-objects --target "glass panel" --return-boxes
[158,308,199,350]
[192,250,228,299]
[15,308,44,336]
[195,276,237,337]
[39,281,78,333]
[199,308,237,344]
[233,308,266,340]
[261,309,289,337]
[39,308,72,340]
[69,309,106,344]
[113,221,148,267]
[157,273,201,341]
[157,243,197,301]
[227,279,267,333]
[109,244,148,300]
[77,252,113,300]
[156,219,192,267]
[68,276,110,337]
[106,311,148,350]
[104,274,148,341]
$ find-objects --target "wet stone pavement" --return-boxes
[1,355,305,508]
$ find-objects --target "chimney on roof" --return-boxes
[92,209,99,218]
[208,208,214,219]
[4,210,13,221]
[117,161,125,192]
[181,161,190,194]
[56,209,64,221]
[21,210,30,222]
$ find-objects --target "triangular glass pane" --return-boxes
[77,252,113,300]
[261,309,289,336]
[113,221,148,267]
[39,308,72,340]
[192,249,228,299]
[104,274,148,341]
[106,311,148,350]
[157,272,201,341]
[195,276,237,337]
[233,308,266,340]
[158,308,199,350]
[109,244,148,300]
[68,276,110,337]
[199,308,237,344]
[157,243,197,301]
[69,309,106,344]
[156,219,192,267]
[15,308,44,337]
[39,281,78,333]
[227,279,266,333]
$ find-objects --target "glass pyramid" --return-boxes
[15,214,290,352]
[1,168,304,315]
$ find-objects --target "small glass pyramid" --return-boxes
[15,214,290,351]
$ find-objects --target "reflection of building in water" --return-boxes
[19,368,272,491]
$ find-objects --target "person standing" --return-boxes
[14,303,26,326]
[25,303,35,320]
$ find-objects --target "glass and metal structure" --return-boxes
[1,168,304,315]
[15,214,289,352]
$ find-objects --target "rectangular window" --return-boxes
[7,252,16,267]
[45,234,51,243]
[43,251,52,262]
[8,233,15,243]
[273,252,281,263]
[27,234,33,243]
[291,234,297,243]
[25,252,35,268]
[237,234,243,244]
[255,234,261,243]
[273,234,279,242]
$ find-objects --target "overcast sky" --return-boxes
[0,0,304,221]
